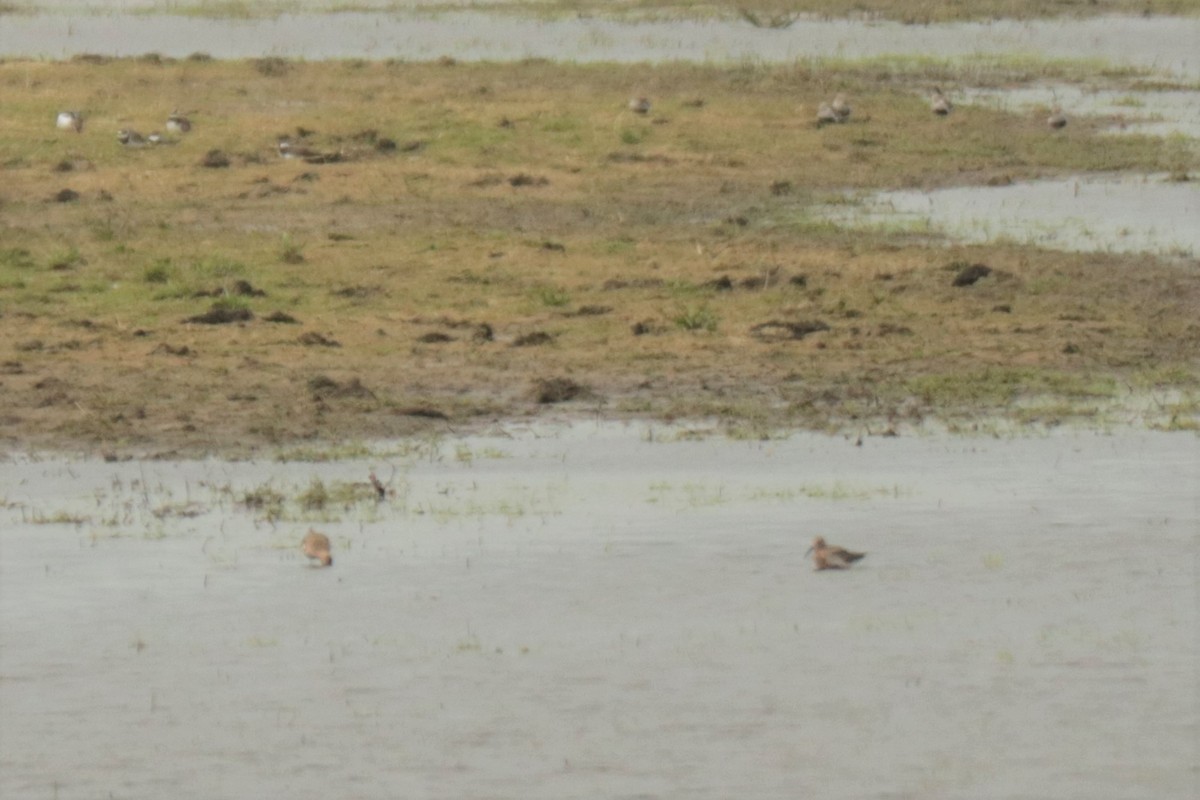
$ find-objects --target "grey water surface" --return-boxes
[822,173,1200,257]
[1,423,1196,798]
[1,12,1198,78]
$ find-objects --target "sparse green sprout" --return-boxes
[240,484,286,519]
[193,255,246,279]
[47,247,84,271]
[0,248,36,269]
[280,236,305,265]
[298,477,330,511]
[619,128,644,145]
[143,259,173,284]
[674,304,719,332]
[533,284,571,307]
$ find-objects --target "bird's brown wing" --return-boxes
[827,547,866,567]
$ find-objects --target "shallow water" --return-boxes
[824,173,1200,257]
[961,86,1200,139]
[1,424,1196,798]
[1,12,1199,78]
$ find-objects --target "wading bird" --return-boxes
[804,536,866,571]
[301,530,333,567]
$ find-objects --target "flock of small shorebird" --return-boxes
[55,108,193,145]
[630,88,1067,128]
[59,89,1050,575]
[54,108,361,160]
[51,87,1067,148]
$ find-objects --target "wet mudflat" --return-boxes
[1,424,1196,798]
[961,86,1200,140]
[825,173,1200,256]
[2,12,1200,78]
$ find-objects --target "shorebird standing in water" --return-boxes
[804,536,866,571]
[1047,107,1067,129]
[930,87,953,116]
[301,530,333,567]
[56,111,84,133]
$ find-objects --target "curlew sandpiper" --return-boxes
[804,536,866,571]
[301,530,333,567]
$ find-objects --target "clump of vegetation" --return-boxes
[532,284,570,307]
[674,304,719,332]
[143,258,173,284]
[298,477,329,510]
[47,247,85,271]
[297,476,383,512]
[253,56,290,77]
[279,236,305,264]
[240,484,286,518]
[0,248,36,269]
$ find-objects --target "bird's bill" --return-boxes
[803,546,814,557]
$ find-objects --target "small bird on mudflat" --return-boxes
[816,102,839,127]
[117,128,147,147]
[930,87,953,116]
[804,536,866,571]
[1047,107,1067,129]
[166,110,192,134]
[301,530,333,567]
[831,93,852,122]
[277,138,314,159]
[56,111,84,133]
